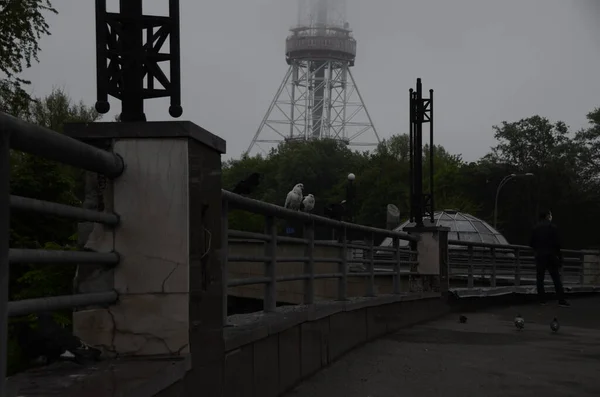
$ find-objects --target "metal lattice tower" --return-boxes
[245,0,380,156]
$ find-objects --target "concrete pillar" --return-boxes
[65,122,226,387]
[404,226,450,294]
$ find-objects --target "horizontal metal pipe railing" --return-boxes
[222,189,419,241]
[1,112,124,178]
[445,239,599,288]
[1,112,128,394]
[9,249,120,265]
[9,195,119,225]
[8,291,118,317]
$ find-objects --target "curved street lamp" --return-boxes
[493,173,535,229]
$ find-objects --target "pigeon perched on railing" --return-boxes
[14,312,101,366]
[285,183,304,210]
[302,194,315,213]
[232,172,262,195]
[514,314,525,331]
[550,317,560,333]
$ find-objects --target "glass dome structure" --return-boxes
[380,209,509,248]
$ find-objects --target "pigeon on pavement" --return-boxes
[514,314,525,331]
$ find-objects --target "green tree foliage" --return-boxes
[480,115,600,247]
[10,87,100,298]
[574,108,600,180]
[223,136,479,232]
[224,107,600,250]
[0,0,57,114]
[223,139,370,232]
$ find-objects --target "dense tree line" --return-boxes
[224,109,600,250]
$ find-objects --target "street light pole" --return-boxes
[493,173,534,229]
[346,173,355,223]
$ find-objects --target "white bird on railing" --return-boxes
[302,194,315,212]
[285,183,304,210]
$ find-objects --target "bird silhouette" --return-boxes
[232,172,262,195]
[459,315,468,324]
[550,317,560,333]
[514,314,525,331]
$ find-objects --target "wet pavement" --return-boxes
[287,295,600,397]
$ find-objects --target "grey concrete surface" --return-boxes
[286,296,600,397]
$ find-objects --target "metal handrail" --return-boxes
[7,291,118,317]
[222,190,418,241]
[9,195,119,225]
[0,112,124,177]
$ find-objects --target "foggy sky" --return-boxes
[20,0,600,161]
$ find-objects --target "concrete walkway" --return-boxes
[287,296,600,397]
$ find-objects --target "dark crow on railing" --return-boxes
[232,172,262,195]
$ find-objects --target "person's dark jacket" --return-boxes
[529,220,562,261]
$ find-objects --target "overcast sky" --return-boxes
[21,0,600,162]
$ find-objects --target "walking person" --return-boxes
[530,210,570,307]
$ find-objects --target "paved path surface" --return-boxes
[287,296,600,397]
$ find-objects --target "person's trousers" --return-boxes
[535,255,565,302]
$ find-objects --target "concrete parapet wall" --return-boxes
[220,294,449,397]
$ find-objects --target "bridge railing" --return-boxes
[221,190,419,323]
[447,239,599,288]
[0,112,124,389]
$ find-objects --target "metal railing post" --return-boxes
[0,129,9,396]
[490,247,497,287]
[366,233,375,297]
[264,216,277,312]
[580,252,586,286]
[303,222,315,304]
[221,198,229,326]
[515,248,521,286]
[337,226,348,300]
[467,245,474,289]
[409,240,417,291]
[393,237,401,294]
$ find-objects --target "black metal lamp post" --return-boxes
[346,173,355,223]
[493,172,535,229]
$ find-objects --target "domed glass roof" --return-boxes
[380,209,509,248]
